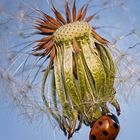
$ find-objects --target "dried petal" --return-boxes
[36,26,55,34]
[80,4,88,21]
[43,21,59,29]
[76,5,85,20]
[92,30,109,44]
[44,13,62,27]
[50,47,55,61]
[65,1,72,23]
[85,14,95,22]
[35,36,53,42]
[72,0,76,21]
[43,40,54,50]
[52,6,66,24]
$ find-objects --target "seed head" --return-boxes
[32,1,120,139]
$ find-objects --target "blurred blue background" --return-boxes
[0,0,140,140]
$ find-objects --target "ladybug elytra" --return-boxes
[89,113,120,140]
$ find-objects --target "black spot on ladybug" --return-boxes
[113,122,119,129]
[91,135,96,140]
[99,121,103,126]
[102,131,109,136]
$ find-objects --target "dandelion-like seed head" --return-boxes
[32,1,120,139]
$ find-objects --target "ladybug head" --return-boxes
[106,112,119,126]
[89,113,120,140]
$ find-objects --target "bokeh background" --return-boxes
[0,0,140,140]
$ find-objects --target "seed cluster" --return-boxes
[54,21,91,42]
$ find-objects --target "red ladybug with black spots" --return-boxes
[89,113,120,140]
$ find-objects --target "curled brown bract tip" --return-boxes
[72,0,76,21]
[80,4,88,21]
[76,5,85,21]
[92,30,110,44]
[43,40,54,50]
[35,26,55,34]
[44,13,62,27]
[35,36,53,42]
[65,1,72,23]
[85,14,95,22]
[50,47,55,61]
[52,6,66,25]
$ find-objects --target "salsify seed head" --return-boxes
[33,1,120,139]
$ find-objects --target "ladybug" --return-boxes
[89,113,120,140]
